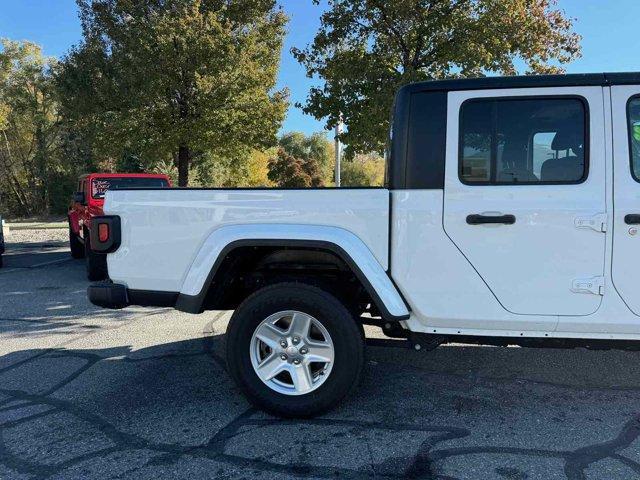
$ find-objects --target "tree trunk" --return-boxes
[177,144,190,187]
[35,123,49,213]
[1,130,32,215]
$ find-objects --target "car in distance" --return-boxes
[87,72,640,417]
[68,173,171,280]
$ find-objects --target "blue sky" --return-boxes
[1,0,638,135]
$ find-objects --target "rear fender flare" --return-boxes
[175,224,410,321]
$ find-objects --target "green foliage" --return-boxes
[0,39,67,216]
[293,0,582,156]
[56,0,289,186]
[341,152,385,187]
[278,131,334,184]
[268,148,324,188]
[196,149,268,187]
[245,148,275,187]
[152,148,276,187]
[47,171,78,215]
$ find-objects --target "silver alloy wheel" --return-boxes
[249,310,335,396]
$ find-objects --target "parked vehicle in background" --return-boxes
[0,215,5,268]
[69,173,171,280]
[88,72,640,417]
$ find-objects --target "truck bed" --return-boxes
[103,188,390,292]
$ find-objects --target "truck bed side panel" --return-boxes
[103,189,390,292]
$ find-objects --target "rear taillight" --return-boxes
[90,216,121,253]
[98,223,110,242]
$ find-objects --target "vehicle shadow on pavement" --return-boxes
[0,296,157,338]
[2,331,640,479]
[0,258,151,340]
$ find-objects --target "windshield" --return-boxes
[91,177,169,199]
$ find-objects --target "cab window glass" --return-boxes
[628,97,640,182]
[91,177,169,199]
[459,101,492,182]
[460,98,588,185]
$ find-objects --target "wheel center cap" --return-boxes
[286,346,298,356]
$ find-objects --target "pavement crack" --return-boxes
[564,412,640,479]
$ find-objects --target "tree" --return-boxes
[245,148,275,187]
[293,0,582,155]
[57,0,289,186]
[278,131,334,183]
[268,147,324,187]
[198,148,275,187]
[0,39,60,215]
[341,152,385,187]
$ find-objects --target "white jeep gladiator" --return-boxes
[88,73,640,417]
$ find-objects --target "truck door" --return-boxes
[611,86,640,316]
[443,87,607,316]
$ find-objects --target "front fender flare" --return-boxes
[175,224,410,321]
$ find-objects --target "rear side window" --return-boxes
[91,177,169,199]
[405,92,447,189]
[628,97,640,182]
[387,90,447,189]
[459,97,588,185]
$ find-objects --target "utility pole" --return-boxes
[334,119,343,187]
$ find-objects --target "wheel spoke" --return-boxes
[289,363,314,393]
[256,352,286,381]
[255,322,284,350]
[288,312,311,339]
[305,340,334,363]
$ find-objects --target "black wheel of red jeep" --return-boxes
[84,232,107,281]
[226,282,364,418]
[69,223,85,259]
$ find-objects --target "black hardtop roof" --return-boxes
[398,72,640,95]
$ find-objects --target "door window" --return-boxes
[460,97,588,185]
[627,96,640,181]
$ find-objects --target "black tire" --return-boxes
[226,282,364,418]
[84,232,108,281]
[0,254,3,268]
[69,223,85,259]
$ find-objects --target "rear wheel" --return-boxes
[84,232,107,281]
[226,282,364,418]
[69,223,85,259]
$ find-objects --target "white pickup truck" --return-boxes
[88,73,640,417]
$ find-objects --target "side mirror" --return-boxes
[73,192,86,205]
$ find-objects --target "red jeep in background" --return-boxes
[68,173,171,280]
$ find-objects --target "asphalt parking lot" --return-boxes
[2,232,640,479]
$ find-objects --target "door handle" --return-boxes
[466,214,516,225]
[625,214,640,225]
